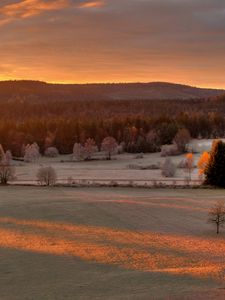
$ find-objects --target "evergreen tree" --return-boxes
[204,140,225,187]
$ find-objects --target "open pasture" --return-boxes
[0,187,225,299]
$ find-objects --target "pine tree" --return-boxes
[204,140,225,187]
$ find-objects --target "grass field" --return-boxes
[1,187,225,299]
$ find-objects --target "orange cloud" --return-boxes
[80,1,105,9]
[0,0,70,19]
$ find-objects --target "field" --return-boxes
[13,139,219,185]
[1,187,225,299]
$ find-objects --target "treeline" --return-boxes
[0,95,225,156]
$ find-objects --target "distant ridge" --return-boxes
[0,80,224,101]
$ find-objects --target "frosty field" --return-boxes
[12,139,219,185]
[1,186,225,299]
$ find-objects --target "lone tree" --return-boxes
[204,140,225,187]
[208,201,225,234]
[36,166,57,186]
[101,137,118,160]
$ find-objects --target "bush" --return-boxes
[161,158,176,177]
[44,147,59,157]
[161,144,180,157]
[0,163,15,184]
[37,166,57,186]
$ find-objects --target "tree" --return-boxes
[204,140,225,187]
[24,143,40,162]
[5,150,12,163]
[208,201,225,234]
[0,144,5,161]
[73,143,84,161]
[0,162,15,184]
[161,158,176,177]
[184,153,194,181]
[101,137,118,160]
[36,166,57,186]
[173,128,191,153]
[198,151,210,179]
[83,138,97,160]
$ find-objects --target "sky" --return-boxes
[0,0,225,88]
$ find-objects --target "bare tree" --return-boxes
[208,201,225,234]
[161,158,176,177]
[36,166,57,186]
[0,163,15,184]
[101,137,118,160]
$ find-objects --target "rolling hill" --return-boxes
[0,80,224,102]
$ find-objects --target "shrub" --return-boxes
[44,147,59,157]
[161,144,180,157]
[161,158,176,177]
[0,163,15,184]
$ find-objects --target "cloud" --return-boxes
[79,1,105,9]
[0,0,70,18]
[0,0,104,24]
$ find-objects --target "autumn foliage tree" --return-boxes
[204,140,225,187]
[198,151,210,179]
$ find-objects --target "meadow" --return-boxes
[1,186,225,299]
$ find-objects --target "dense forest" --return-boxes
[0,85,225,156]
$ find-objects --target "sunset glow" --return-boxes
[0,1,225,87]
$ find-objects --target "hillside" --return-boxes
[0,80,223,102]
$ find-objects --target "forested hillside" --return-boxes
[0,86,225,156]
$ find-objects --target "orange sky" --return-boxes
[0,0,225,88]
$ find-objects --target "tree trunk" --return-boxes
[217,223,219,234]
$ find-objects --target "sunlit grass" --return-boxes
[0,217,225,281]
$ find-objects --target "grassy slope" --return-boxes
[0,187,225,299]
